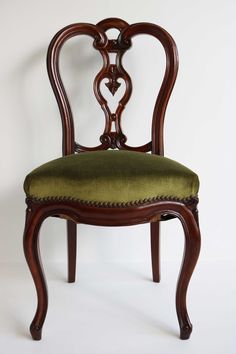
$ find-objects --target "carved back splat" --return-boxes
[47,18,178,156]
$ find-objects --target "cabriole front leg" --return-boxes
[176,206,201,340]
[23,207,48,340]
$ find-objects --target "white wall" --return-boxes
[0,0,235,265]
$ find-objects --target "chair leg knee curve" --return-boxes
[176,206,201,340]
[23,208,48,341]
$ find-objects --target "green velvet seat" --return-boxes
[24,150,199,204]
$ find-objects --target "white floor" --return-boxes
[0,260,235,354]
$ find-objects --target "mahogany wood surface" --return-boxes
[23,18,201,341]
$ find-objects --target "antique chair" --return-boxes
[23,18,201,341]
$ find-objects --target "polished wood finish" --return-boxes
[23,207,48,341]
[23,18,201,340]
[176,204,201,339]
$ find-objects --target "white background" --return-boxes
[0,0,235,353]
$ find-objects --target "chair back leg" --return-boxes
[150,221,161,282]
[67,220,77,283]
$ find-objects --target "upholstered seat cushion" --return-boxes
[24,150,199,204]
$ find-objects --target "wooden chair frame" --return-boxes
[23,18,201,340]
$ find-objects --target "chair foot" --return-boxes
[180,323,192,340]
[30,323,42,341]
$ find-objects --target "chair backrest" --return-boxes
[47,18,178,156]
